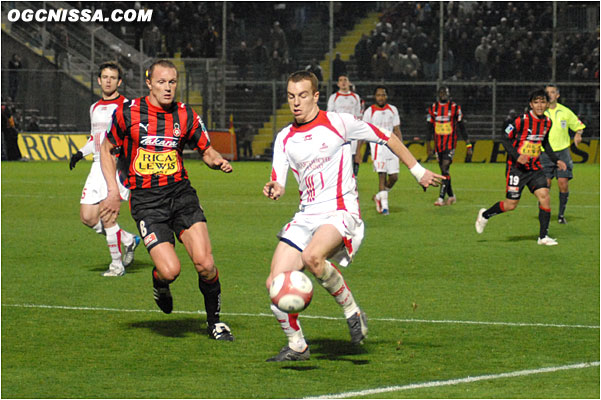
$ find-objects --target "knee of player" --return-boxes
[300,251,325,276]
[81,215,99,228]
[193,255,215,275]
[503,200,518,211]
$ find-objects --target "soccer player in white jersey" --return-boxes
[69,61,140,277]
[362,86,402,215]
[327,74,363,175]
[262,71,442,361]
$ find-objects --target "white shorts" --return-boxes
[350,140,358,155]
[80,161,129,205]
[370,143,399,174]
[277,209,365,267]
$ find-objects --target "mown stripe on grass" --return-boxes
[2,303,599,329]
[304,361,601,399]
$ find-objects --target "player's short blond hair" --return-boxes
[146,59,178,81]
[287,71,319,94]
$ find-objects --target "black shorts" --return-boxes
[505,165,548,200]
[130,180,207,251]
[540,148,574,180]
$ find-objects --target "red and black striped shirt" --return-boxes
[426,101,465,152]
[106,96,210,189]
[503,110,553,171]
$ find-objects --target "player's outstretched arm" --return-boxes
[263,181,285,200]
[201,146,233,173]
[386,134,443,189]
[99,139,121,224]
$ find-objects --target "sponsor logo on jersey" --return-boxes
[304,134,312,141]
[505,124,514,134]
[139,122,149,132]
[140,136,178,148]
[173,123,181,137]
[319,142,328,152]
[134,148,179,175]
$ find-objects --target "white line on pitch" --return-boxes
[2,303,598,329]
[304,361,601,399]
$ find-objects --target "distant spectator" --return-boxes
[164,11,180,57]
[233,41,251,80]
[371,46,390,80]
[400,47,420,80]
[389,47,403,80]
[332,52,347,80]
[200,25,219,58]
[7,54,22,101]
[287,22,302,66]
[1,103,22,161]
[355,34,372,80]
[474,37,490,79]
[252,38,269,80]
[305,58,323,82]
[270,21,288,56]
[269,50,285,80]
[142,23,161,57]
[236,123,255,160]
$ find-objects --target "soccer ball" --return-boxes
[269,270,313,313]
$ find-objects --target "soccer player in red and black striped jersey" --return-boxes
[475,89,567,246]
[426,86,472,206]
[100,59,235,340]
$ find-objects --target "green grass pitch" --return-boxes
[1,160,599,398]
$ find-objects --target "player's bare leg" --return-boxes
[149,243,181,313]
[266,242,308,360]
[303,225,367,344]
[181,222,233,340]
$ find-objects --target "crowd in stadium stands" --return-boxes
[86,1,598,86]
[355,2,599,83]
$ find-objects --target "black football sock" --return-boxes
[446,176,454,197]
[539,206,551,238]
[199,270,222,326]
[558,192,569,217]
[483,201,505,219]
[439,179,448,199]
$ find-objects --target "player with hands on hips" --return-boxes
[263,71,442,362]
[69,61,140,277]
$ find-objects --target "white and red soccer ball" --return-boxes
[270,270,313,313]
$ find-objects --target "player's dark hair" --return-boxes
[98,61,123,80]
[287,71,319,94]
[374,85,388,95]
[146,59,178,80]
[545,83,560,93]
[529,88,549,103]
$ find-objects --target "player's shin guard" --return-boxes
[105,224,124,267]
[538,206,551,239]
[270,303,307,352]
[198,270,222,326]
[483,201,505,219]
[316,261,359,318]
[559,192,569,217]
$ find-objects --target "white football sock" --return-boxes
[270,304,307,352]
[105,224,124,268]
[380,190,389,210]
[120,229,134,246]
[317,261,359,318]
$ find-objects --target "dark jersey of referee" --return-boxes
[426,101,464,152]
[106,96,211,189]
[503,110,553,171]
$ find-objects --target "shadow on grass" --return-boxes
[504,235,536,242]
[128,317,205,338]
[90,261,154,274]
[309,338,370,364]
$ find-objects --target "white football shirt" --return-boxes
[362,104,401,161]
[271,111,391,213]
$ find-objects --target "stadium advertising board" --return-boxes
[18,131,239,161]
